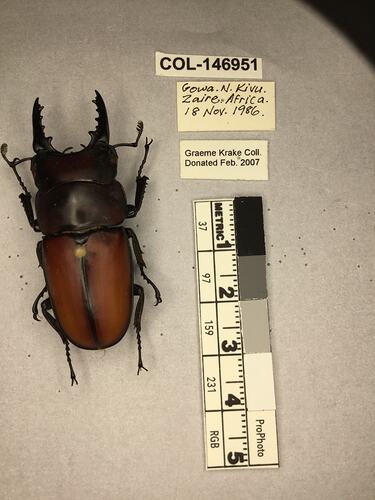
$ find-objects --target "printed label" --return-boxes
[205,412,224,468]
[248,410,279,466]
[203,357,222,411]
[156,51,262,79]
[180,140,268,180]
[177,81,275,131]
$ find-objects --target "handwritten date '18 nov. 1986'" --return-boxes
[177,81,275,131]
[181,82,269,117]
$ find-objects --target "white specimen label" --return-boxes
[180,140,268,180]
[155,51,262,79]
[177,81,275,131]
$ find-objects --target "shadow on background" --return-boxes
[301,0,374,65]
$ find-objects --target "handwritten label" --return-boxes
[180,140,268,180]
[177,81,275,132]
[155,51,262,79]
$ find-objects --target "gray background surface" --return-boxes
[0,1,374,499]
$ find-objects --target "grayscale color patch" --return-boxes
[237,255,267,300]
[240,299,270,353]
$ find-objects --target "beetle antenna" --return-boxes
[64,339,78,385]
[113,120,144,149]
[1,143,33,194]
[136,138,153,177]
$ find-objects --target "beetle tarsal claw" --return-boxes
[154,291,162,305]
[137,365,148,375]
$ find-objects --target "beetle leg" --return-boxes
[133,284,147,375]
[126,227,162,305]
[32,285,47,321]
[112,120,144,148]
[40,298,78,386]
[19,192,40,231]
[126,138,153,218]
[32,244,46,319]
[36,241,43,267]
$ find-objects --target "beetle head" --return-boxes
[31,92,118,191]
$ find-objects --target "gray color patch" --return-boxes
[240,299,270,353]
[238,255,267,300]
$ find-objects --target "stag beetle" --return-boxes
[1,91,161,385]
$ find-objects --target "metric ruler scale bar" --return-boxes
[193,197,279,470]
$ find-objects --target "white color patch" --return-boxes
[244,353,276,411]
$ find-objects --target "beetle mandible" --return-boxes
[1,91,162,385]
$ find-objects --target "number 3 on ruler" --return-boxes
[221,340,238,352]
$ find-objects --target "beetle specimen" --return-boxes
[1,91,161,385]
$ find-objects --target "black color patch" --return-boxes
[234,197,265,256]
